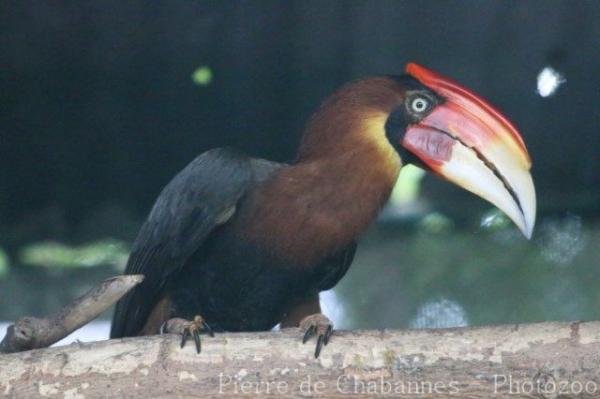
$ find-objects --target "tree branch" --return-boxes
[0,275,143,354]
[2,321,599,398]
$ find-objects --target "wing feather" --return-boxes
[111,148,281,337]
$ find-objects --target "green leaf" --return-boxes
[19,239,129,270]
[0,248,9,279]
[191,66,213,86]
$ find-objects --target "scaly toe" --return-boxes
[165,316,212,354]
[299,313,334,358]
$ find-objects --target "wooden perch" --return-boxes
[0,275,143,354]
[2,321,600,398]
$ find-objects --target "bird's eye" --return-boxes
[410,96,430,113]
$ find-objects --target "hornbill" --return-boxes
[111,63,536,358]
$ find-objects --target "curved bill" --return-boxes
[403,63,536,238]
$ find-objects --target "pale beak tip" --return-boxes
[523,224,534,240]
[523,178,537,240]
[518,192,536,240]
[512,215,532,240]
[495,172,536,240]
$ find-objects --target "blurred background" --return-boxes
[1,1,599,344]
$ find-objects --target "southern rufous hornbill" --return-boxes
[111,63,536,357]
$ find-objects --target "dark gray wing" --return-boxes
[111,148,281,338]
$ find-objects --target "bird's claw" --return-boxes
[300,313,333,358]
[164,315,213,354]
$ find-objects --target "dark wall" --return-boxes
[1,1,599,241]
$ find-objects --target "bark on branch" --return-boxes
[0,275,143,354]
[2,321,599,398]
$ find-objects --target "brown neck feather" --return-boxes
[240,77,405,267]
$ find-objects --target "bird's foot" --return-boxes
[300,313,333,358]
[162,315,214,354]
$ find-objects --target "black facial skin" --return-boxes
[384,75,444,168]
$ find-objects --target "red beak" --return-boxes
[402,63,536,238]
